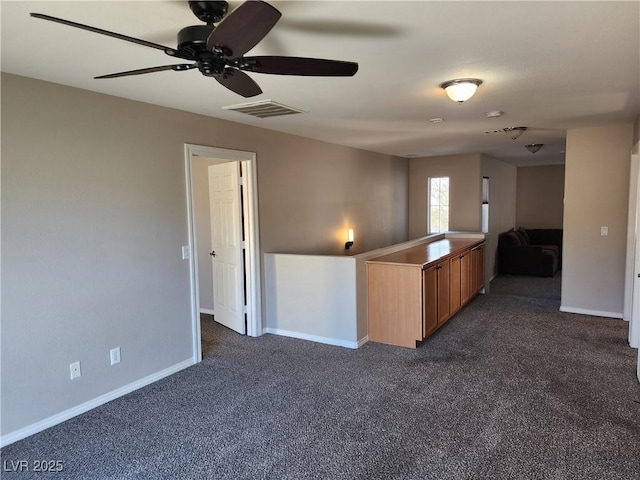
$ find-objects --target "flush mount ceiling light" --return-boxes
[503,126,528,140]
[525,143,544,153]
[440,78,483,103]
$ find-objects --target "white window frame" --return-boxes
[428,176,450,234]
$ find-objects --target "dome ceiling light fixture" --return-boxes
[440,78,483,103]
[503,126,528,140]
[525,143,544,154]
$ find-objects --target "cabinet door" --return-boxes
[437,260,450,325]
[460,250,471,304]
[423,266,438,337]
[470,247,479,295]
[450,255,461,313]
[368,263,423,348]
[477,243,485,290]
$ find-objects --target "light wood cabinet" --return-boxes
[470,243,485,294]
[436,259,450,326]
[449,254,461,314]
[423,265,438,337]
[451,250,471,314]
[470,246,479,296]
[460,252,471,305]
[367,238,485,348]
[474,243,485,290]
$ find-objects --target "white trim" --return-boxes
[184,147,203,363]
[184,144,263,364]
[199,308,215,316]
[264,327,359,349]
[627,152,640,349]
[559,306,624,319]
[357,336,369,348]
[624,152,639,322]
[241,152,262,338]
[0,358,194,447]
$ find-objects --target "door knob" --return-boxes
[210,251,216,257]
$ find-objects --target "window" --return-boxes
[428,177,449,233]
[482,176,489,233]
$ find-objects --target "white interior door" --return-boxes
[208,162,245,334]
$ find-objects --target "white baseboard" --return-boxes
[1,358,195,448]
[357,336,369,348]
[264,327,359,349]
[199,308,214,316]
[559,306,624,319]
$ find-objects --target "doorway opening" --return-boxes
[184,144,262,363]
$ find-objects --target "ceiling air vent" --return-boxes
[222,99,307,119]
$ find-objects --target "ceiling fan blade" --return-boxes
[215,69,263,98]
[206,1,281,57]
[95,64,196,79]
[238,56,358,76]
[30,13,187,59]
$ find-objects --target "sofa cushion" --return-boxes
[526,229,563,249]
[503,231,523,246]
[539,245,560,257]
[516,227,530,244]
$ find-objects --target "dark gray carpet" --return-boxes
[489,271,562,301]
[2,275,639,479]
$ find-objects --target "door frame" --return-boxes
[184,144,262,363]
[624,151,639,347]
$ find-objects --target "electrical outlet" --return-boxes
[601,226,609,236]
[110,347,121,366]
[70,361,81,380]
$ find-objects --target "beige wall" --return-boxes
[407,153,516,279]
[562,124,634,316]
[1,73,408,437]
[408,153,482,239]
[634,115,640,152]
[257,133,409,255]
[481,155,518,279]
[516,165,565,229]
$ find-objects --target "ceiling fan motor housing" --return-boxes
[177,24,215,52]
[188,1,228,24]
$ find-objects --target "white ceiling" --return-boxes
[2,1,639,167]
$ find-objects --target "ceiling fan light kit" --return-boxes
[440,78,483,103]
[30,0,358,98]
[503,126,528,140]
[525,143,544,154]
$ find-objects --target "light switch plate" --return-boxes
[110,347,121,365]
[601,226,608,236]
[70,361,81,380]
[181,245,190,260]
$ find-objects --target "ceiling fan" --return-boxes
[31,0,359,98]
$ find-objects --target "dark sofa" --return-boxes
[498,228,562,277]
